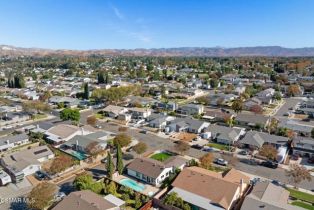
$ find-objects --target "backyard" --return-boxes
[150,152,173,162]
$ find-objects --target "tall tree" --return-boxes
[286,164,312,188]
[83,83,89,100]
[116,144,124,175]
[259,145,278,161]
[106,152,114,179]
[231,99,243,114]
[97,71,105,84]
[27,182,57,210]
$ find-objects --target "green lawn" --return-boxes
[207,143,230,151]
[291,201,314,210]
[288,188,314,204]
[150,153,172,162]
[94,113,104,119]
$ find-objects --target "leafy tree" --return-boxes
[273,92,282,101]
[73,173,103,194]
[224,116,235,127]
[106,152,114,179]
[175,141,190,155]
[267,118,279,134]
[259,144,277,161]
[231,99,243,113]
[152,70,160,80]
[60,108,80,123]
[132,142,147,154]
[27,182,57,210]
[107,181,117,196]
[210,79,219,88]
[97,71,105,84]
[196,96,210,105]
[113,133,132,147]
[47,155,75,175]
[199,153,214,169]
[85,141,102,156]
[287,84,301,96]
[116,144,124,175]
[164,192,191,210]
[87,115,97,126]
[83,83,89,100]
[286,164,312,188]
[22,100,51,113]
[250,104,263,114]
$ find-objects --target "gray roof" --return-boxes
[279,120,313,133]
[240,131,289,148]
[127,157,168,179]
[169,117,208,131]
[236,113,269,125]
[241,182,303,210]
[207,124,243,142]
[1,145,54,173]
[0,133,28,147]
[63,131,110,149]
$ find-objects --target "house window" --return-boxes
[136,172,141,178]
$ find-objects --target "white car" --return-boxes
[214,158,228,166]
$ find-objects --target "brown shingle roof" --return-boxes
[126,157,167,178]
[52,190,117,210]
[172,167,248,209]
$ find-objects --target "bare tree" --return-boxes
[286,164,312,188]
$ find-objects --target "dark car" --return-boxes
[191,144,203,150]
[260,161,278,169]
[139,130,147,134]
[123,153,134,160]
[34,171,47,181]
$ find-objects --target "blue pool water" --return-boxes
[119,178,145,192]
[71,151,87,160]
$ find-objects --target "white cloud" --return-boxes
[111,5,124,20]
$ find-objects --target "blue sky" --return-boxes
[0,0,313,49]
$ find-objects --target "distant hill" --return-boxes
[1,45,314,57]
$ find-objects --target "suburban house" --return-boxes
[48,96,80,108]
[279,120,313,137]
[177,104,204,115]
[240,131,289,149]
[244,97,262,110]
[256,88,275,104]
[206,124,246,145]
[202,109,234,122]
[0,145,54,182]
[155,101,178,111]
[0,112,30,126]
[0,168,12,186]
[125,96,157,107]
[148,114,175,129]
[166,117,210,134]
[292,136,314,158]
[128,107,152,119]
[52,190,125,210]
[61,131,113,154]
[241,181,303,210]
[0,133,29,152]
[235,113,270,128]
[102,105,129,118]
[169,167,250,210]
[126,156,188,186]
[45,124,94,144]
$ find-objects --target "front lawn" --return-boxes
[288,188,314,204]
[150,152,172,162]
[291,201,314,210]
[207,143,231,151]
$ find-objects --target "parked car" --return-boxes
[101,158,107,164]
[214,158,228,166]
[291,154,299,160]
[239,150,249,155]
[139,130,147,134]
[203,146,214,152]
[54,192,66,201]
[191,144,203,150]
[34,171,47,181]
[241,159,258,166]
[123,153,134,160]
[260,161,278,169]
[95,125,102,129]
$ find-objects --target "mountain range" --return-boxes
[1,45,314,57]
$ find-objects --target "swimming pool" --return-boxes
[119,178,145,192]
[71,151,87,160]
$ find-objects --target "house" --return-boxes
[126,156,188,186]
[102,105,128,118]
[0,133,29,152]
[292,137,314,158]
[0,112,30,126]
[155,101,178,111]
[241,181,303,210]
[202,109,234,122]
[128,107,152,119]
[52,190,125,210]
[48,96,80,108]
[244,97,262,110]
[235,113,270,128]
[234,85,246,95]
[256,88,275,104]
[166,117,210,134]
[279,120,313,137]
[169,167,250,210]
[206,124,246,145]
[148,114,175,129]
[125,96,157,107]
[239,131,289,150]
[177,104,204,115]
[61,131,113,154]
[0,145,54,182]
[45,124,93,144]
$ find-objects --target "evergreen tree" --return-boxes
[97,72,105,84]
[105,72,110,84]
[116,144,124,175]
[106,152,114,179]
[83,83,89,100]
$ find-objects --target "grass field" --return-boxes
[208,143,230,151]
[288,188,314,204]
[291,201,314,210]
[150,152,172,162]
